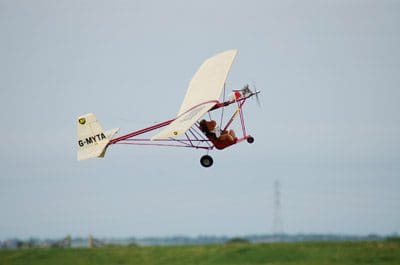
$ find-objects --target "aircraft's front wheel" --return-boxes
[247,136,254,144]
[200,155,213,168]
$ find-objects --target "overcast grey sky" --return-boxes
[0,0,399,239]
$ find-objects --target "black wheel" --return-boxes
[200,155,213,168]
[247,136,254,144]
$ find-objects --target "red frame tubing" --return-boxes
[108,119,214,150]
[107,93,254,150]
[222,98,247,132]
[239,100,247,138]
[109,118,175,144]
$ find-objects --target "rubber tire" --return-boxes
[247,136,255,144]
[200,155,213,168]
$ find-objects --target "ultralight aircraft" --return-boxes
[77,49,259,167]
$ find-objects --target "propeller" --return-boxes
[249,83,261,107]
[232,84,261,106]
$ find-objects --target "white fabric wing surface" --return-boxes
[178,49,238,115]
[150,102,217,140]
[151,49,237,140]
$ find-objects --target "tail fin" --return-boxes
[77,113,119,161]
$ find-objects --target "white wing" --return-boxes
[151,102,216,140]
[151,49,237,140]
[178,49,237,115]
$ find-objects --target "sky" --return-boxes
[0,0,399,239]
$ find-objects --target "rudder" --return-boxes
[77,113,119,161]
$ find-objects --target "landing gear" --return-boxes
[200,155,213,168]
[247,136,254,144]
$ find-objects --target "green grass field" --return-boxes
[1,240,400,265]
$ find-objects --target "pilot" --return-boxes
[199,120,236,144]
[219,129,236,143]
